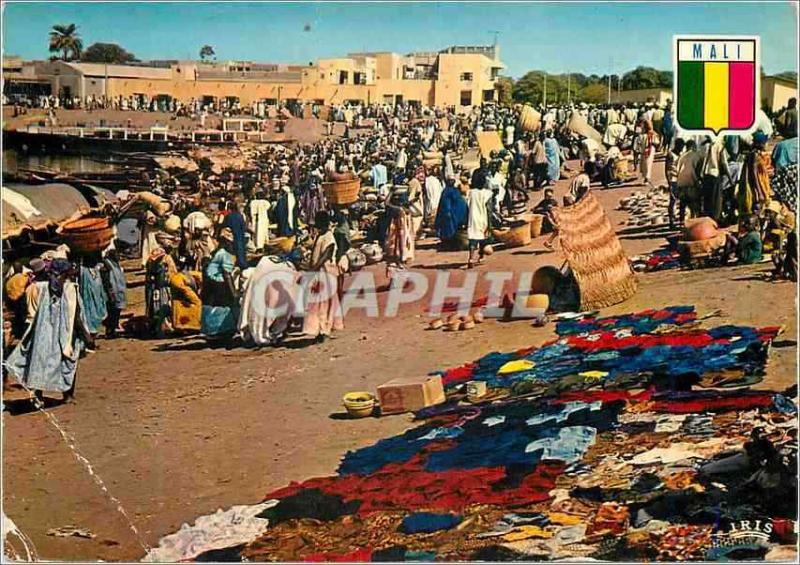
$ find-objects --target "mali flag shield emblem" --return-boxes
[674,36,760,135]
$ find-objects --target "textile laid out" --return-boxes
[630,250,682,273]
[149,305,796,562]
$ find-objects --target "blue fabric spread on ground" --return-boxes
[338,400,621,476]
[400,512,463,534]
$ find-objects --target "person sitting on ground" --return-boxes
[532,188,559,233]
[569,161,595,202]
[169,257,203,334]
[201,228,240,339]
[723,216,763,265]
[762,199,796,255]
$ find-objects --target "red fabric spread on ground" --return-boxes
[551,388,655,404]
[564,330,732,352]
[302,547,374,562]
[266,452,565,515]
[651,393,775,414]
[441,363,477,386]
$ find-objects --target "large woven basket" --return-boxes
[323,178,360,205]
[59,216,113,255]
[493,221,532,248]
[518,105,541,133]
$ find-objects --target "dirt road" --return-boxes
[2,160,797,561]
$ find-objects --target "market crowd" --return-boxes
[3,95,797,404]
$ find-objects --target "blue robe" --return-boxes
[79,264,108,334]
[222,211,248,269]
[434,185,468,241]
[103,257,128,310]
[544,138,561,182]
[4,282,89,393]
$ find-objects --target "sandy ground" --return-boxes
[2,157,797,561]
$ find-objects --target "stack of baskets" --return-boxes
[58,216,114,255]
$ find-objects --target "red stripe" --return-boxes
[729,62,755,129]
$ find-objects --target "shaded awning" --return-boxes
[2,183,95,239]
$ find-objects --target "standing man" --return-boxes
[466,177,494,268]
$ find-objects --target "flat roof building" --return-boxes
[3,45,505,109]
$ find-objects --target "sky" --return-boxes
[2,1,798,78]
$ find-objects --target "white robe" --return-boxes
[424,176,444,221]
[466,188,493,241]
[249,199,271,250]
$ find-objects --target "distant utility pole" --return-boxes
[543,73,547,107]
[567,73,571,105]
[489,30,500,46]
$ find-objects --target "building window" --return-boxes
[482,89,495,102]
[338,70,348,84]
[460,90,472,106]
[460,72,473,82]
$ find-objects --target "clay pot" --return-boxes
[428,319,444,330]
[526,294,550,311]
[460,320,476,330]
[473,311,485,324]
[686,217,719,241]
[483,244,494,256]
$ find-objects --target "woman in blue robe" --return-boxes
[201,229,240,338]
[5,262,91,403]
[544,134,561,183]
[434,178,468,245]
[79,258,108,336]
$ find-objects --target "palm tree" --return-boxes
[199,45,215,62]
[49,24,83,61]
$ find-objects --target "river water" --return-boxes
[2,149,119,175]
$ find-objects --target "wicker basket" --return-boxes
[518,105,541,133]
[529,214,545,237]
[493,221,532,248]
[59,216,114,255]
[323,178,360,205]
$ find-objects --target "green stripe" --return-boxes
[678,61,704,129]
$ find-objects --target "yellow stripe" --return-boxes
[704,62,729,132]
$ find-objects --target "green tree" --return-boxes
[775,71,798,82]
[82,42,137,64]
[622,66,667,90]
[199,45,215,61]
[578,83,608,104]
[512,71,545,104]
[48,23,82,61]
[496,76,514,106]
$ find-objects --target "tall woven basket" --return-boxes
[323,178,360,205]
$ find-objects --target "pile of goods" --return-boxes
[146,306,796,563]
[618,189,671,228]
[677,218,728,264]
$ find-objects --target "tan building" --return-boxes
[762,75,797,113]
[611,88,672,106]
[4,45,505,109]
